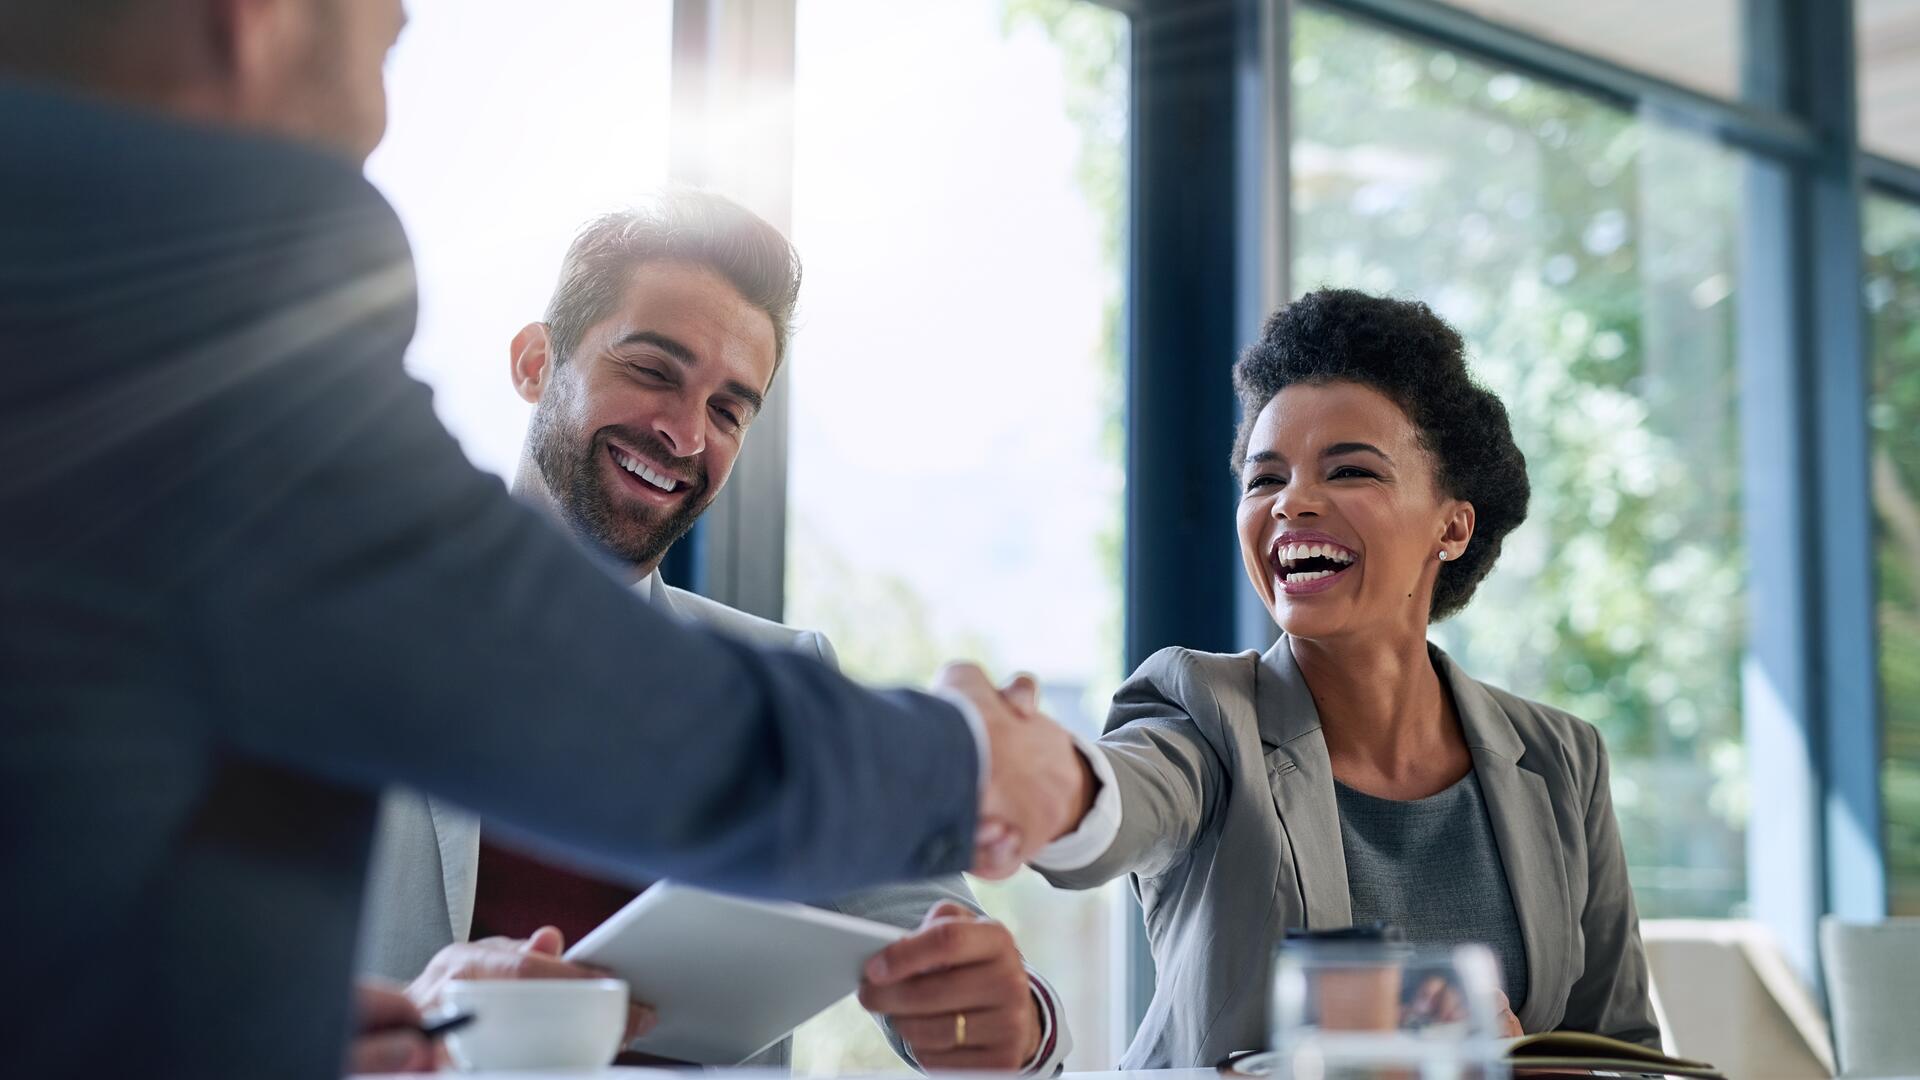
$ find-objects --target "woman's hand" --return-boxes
[1405,976,1524,1037]
[1492,989,1523,1037]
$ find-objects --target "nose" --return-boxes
[653,400,706,459]
[1271,478,1320,521]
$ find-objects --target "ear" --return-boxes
[1438,499,1476,562]
[210,0,295,97]
[509,322,556,404]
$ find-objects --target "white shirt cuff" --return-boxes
[932,687,992,798]
[1021,967,1074,1075]
[1028,732,1120,872]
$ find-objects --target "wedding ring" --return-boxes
[954,1012,967,1047]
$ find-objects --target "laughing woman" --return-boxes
[1034,289,1658,1068]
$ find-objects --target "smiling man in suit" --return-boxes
[356,196,1075,1074]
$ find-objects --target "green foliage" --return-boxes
[1293,9,1747,915]
[1866,196,1920,914]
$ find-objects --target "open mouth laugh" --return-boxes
[606,441,693,503]
[1270,535,1358,596]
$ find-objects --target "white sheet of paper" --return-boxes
[565,881,909,1065]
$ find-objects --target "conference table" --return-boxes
[357,1060,1213,1068]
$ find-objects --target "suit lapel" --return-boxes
[425,797,482,942]
[1436,648,1571,1032]
[1256,638,1352,930]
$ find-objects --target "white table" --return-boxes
[357,1060,1213,1068]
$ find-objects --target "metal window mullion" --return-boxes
[1865,153,1920,204]
[1741,0,1888,986]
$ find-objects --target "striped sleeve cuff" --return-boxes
[1021,968,1073,1076]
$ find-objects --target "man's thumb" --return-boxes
[923,900,976,926]
[525,925,566,956]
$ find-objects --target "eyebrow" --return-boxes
[1324,441,1394,466]
[612,330,766,417]
[1241,443,1396,468]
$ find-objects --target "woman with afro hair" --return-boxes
[1034,289,1658,1067]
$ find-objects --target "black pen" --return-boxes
[414,1011,476,1040]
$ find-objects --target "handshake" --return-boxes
[934,663,1101,880]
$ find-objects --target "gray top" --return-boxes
[1335,772,1530,1011]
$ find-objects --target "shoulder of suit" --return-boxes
[1133,645,1263,694]
[1121,646,1265,734]
[1470,673,1609,782]
[661,583,834,658]
[1473,676,1598,741]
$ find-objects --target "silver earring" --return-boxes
[1437,551,1449,561]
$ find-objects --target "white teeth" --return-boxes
[614,450,678,493]
[1285,570,1336,583]
[1274,541,1356,568]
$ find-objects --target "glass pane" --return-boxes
[1859,0,1920,167]
[366,0,674,477]
[784,0,1129,1072]
[1866,195,1920,915]
[1294,9,1749,917]
[1434,0,1741,100]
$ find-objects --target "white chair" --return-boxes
[1641,919,1836,1079]
[1820,916,1920,1079]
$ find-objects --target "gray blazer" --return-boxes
[358,572,1039,1069]
[1039,638,1658,1068]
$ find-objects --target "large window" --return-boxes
[367,0,675,478]
[1867,194,1920,916]
[783,0,1130,1071]
[1294,6,1749,917]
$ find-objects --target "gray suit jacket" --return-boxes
[359,572,1038,1069]
[1039,638,1659,1068]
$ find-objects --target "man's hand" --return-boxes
[858,902,1044,1072]
[407,925,656,1043]
[349,979,434,1074]
[936,663,1094,878]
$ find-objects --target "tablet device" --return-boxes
[565,881,909,1064]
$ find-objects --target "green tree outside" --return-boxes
[1866,195,1920,916]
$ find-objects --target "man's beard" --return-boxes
[530,416,712,571]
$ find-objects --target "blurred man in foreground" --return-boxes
[0,2,1096,1076]
[359,198,1076,1073]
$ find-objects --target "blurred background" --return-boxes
[364,0,1920,1071]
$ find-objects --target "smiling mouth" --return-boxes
[608,443,687,496]
[1271,539,1358,590]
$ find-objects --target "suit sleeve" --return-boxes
[1035,649,1227,890]
[1561,728,1662,1047]
[189,206,977,902]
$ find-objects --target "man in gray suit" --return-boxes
[359,198,1074,1074]
[0,4,1097,1077]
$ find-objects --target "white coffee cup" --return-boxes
[440,977,629,1072]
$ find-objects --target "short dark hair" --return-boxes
[544,190,802,374]
[0,1,144,81]
[1231,288,1530,622]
